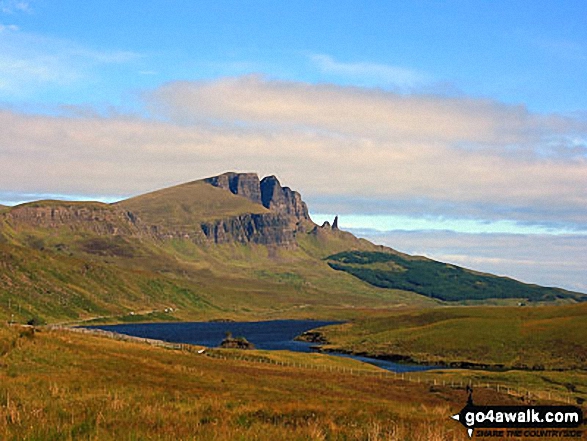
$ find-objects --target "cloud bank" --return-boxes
[0,75,586,232]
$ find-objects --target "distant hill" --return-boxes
[327,251,585,303]
[0,172,583,324]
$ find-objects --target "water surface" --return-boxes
[88,320,438,373]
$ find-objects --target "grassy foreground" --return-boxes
[0,324,553,441]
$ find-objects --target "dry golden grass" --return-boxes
[0,324,540,441]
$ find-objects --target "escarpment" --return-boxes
[1,173,316,248]
[4,203,146,237]
[199,172,313,246]
[200,213,296,247]
[205,172,310,224]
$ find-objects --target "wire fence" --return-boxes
[48,325,583,407]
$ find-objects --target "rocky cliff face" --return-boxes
[260,176,309,221]
[4,204,145,237]
[205,172,310,224]
[2,173,315,249]
[200,172,313,247]
[204,172,263,205]
[200,213,296,247]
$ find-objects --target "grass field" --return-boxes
[4,324,584,441]
[314,303,587,371]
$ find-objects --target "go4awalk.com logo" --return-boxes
[450,388,584,438]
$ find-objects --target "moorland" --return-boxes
[0,172,585,439]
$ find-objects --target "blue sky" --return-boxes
[0,1,586,291]
[2,1,587,113]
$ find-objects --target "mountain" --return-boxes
[116,172,311,247]
[0,172,583,324]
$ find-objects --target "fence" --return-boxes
[47,325,185,350]
[203,350,581,405]
[48,325,582,406]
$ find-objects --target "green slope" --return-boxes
[0,176,582,325]
[327,251,585,302]
[315,303,587,370]
[0,242,216,323]
[117,179,269,225]
[0,205,434,325]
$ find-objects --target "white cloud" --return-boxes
[0,0,30,14]
[0,23,18,32]
[309,54,429,88]
[0,75,585,233]
[147,75,584,147]
[0,30,141,96]
[143,76,586,226]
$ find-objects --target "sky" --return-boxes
[0,1,586,292]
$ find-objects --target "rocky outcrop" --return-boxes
[200,213,296,247]
[220,335,255,349]
[295,330,329,344]
[260,176,309,221]
[201,172,314,246]
[4,203,145,237]
[204,172,263,205]
[3,173,316,249]
[205,172,310,224]
[2,202,299,248]
[312,216,340,235]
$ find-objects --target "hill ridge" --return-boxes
[0,171,584,325]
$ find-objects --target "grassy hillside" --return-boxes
[0,176,582,325]
[327,251,585,302]
[0,180,439,325]
[3,324,565,441]
[0,236,435,325]
[0,242,216,324]
[314,303,587,370]
[117,180,269,225]
[11,200,111,209]
[297,226,382,259]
